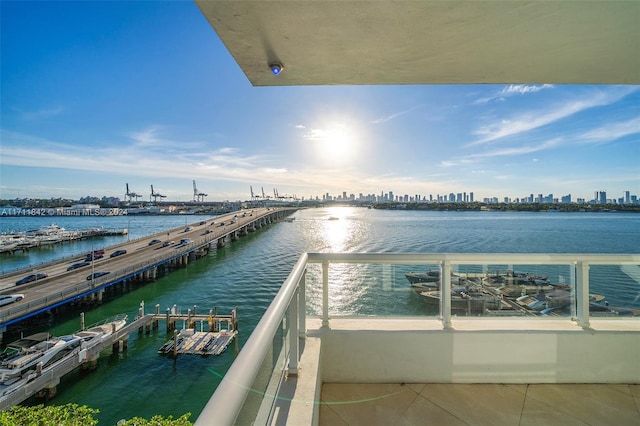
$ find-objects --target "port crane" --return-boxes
[193,180,208,202]
[273,188,297,201]
[150,185,167,202]
[125,183,142,203]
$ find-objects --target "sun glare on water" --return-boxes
[322,207,353,251]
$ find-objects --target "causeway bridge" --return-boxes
[0,207,296,342]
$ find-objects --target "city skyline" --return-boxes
[3,187,637,207]
[1,2,639,202]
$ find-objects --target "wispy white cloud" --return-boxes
[126,126,205,152]
[577,116,640,144]
[370,105,422,124]
[14,106,64,120]
[127,126,163,146]
[300,123,354,146]
[0,129,274,183]
[474,84,554,104]
[440,158,475,168]
[261,167,288,174]
[216,147,239,155]
[470,138,563,158]
[440,138,562,168]
[500,84,554,96]
[469,88,636,146]
[303,128,330,142]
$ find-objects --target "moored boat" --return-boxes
[0,332,51,364]
[0,334,82,382]
[405,269,440,284]
[0,314,127,384]
[74,314,128,350]
[419,287,502,313]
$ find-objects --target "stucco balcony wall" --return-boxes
[314,318,640,384]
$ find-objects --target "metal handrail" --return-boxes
[306,252,640,265]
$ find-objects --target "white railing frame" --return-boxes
[195,252,639,425]
[196,253,309,426]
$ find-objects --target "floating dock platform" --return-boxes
[154,304,238,357]
[158,329,237,356]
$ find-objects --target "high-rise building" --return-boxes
[599,191,607,204]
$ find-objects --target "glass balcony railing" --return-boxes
[195,253,640,425]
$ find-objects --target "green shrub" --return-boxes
[0,404,192,426]
[0,404,99,426]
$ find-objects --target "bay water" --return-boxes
[0,207,638,424]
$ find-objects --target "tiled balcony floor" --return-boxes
[319,383,640,426]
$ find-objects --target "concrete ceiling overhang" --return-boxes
[195,0,639,86]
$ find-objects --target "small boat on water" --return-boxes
[0,374,29,396]
[0,332,51,364]
[405,269,440,284]
[0,314,128,384]
[420,287,502,313]
[498,283,561,298]
[407,269,475,294]
[74,314,128,350]
[0,238,21,253]
[0,334,83,382]
[483,270,550,287]
[410,282,439,293]
[516,291,606,312]
[26,224,67,236]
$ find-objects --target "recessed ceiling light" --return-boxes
[269,62,283,75]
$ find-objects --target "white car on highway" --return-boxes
[0,294,24,307]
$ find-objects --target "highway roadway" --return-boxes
[0,207,295,329]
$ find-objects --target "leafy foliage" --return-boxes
[118,413,193,425]
[0,404,99,426]
[0,404,192,426]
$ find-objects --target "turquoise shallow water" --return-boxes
[1,208,639,424]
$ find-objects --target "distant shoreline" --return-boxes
[371,202,640,213]
[1,202,639,216]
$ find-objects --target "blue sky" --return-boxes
[1,1,638,203]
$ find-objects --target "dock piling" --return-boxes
[172,329,178,358]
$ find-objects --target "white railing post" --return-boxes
[298,270,306,338]
[288,287,299,375]
[441,261,452,328]
[322,260,329,327]
[575,261,590,328]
